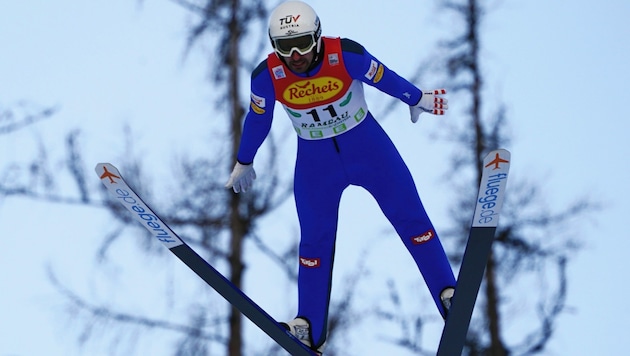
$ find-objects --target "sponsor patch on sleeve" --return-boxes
[373,63,384,83]
[251,92,265,108]
[250,102,265,114]
[250,92,266,114]
[365,59,379,80]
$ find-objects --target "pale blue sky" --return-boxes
[1,0,629,355]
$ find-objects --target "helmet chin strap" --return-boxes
[307,43,323,72]
[311,39,323,67]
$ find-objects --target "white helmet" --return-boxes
[268,1,322,57]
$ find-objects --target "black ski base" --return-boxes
[169,244,317,356]
[437,227,495,355]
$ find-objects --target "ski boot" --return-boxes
[280,317,325,355]
[440,287,455,318]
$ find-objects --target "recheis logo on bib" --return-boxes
[283,76,344,105]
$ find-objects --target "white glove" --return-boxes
[225,162,256,193]
[410,88,448,123]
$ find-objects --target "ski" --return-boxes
[437,149,511,356]
[95,163,317,356]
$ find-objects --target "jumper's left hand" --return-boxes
[410,89,448,123]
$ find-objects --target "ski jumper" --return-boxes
[237,37,456,349]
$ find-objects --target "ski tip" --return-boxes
[473,149,510,228]
[95,163,123,184]
[483,149,511,172]
[95,162,109,171]
[488,148,510,158]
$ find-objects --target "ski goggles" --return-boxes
[272,33,318,57]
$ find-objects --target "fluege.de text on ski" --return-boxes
[476,172,508,226]
[114,188,179,245]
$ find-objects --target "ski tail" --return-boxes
[437,149,511,356]
[94,163,317,356]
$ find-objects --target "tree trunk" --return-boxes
[227,0,246,355]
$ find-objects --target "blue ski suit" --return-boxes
[237,37,456,349]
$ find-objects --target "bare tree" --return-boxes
[377,0,596,355]
[0,102,61,201]
[1,1,364,355]
[44,0,292,353]
[172,1,275,353]
[0,101,57,136]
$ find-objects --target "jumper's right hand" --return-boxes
[225,162,256,193]
[410,89,448,123]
